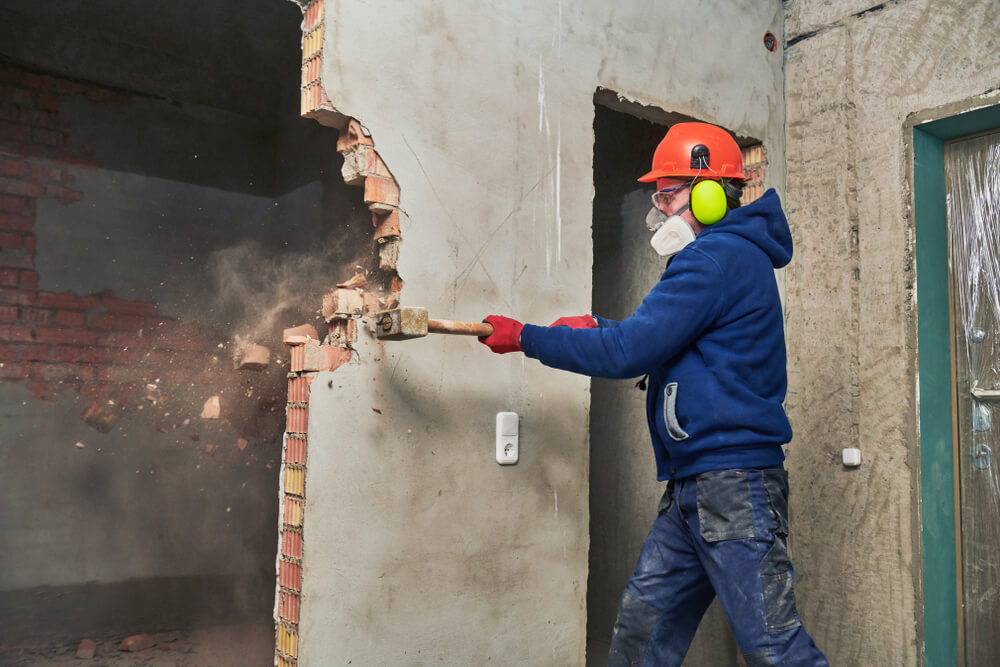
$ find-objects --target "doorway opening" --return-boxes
[587,94,766,665]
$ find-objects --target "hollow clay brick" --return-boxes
[372,210,400,241]
[322,288,364,320]
[283,323,318,346]
[336,118,374,152]
[235,343,270,370]
[364,177,399,208]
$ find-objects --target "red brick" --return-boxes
[336,119,374,152]
[0,212,33,231]
[278,591,300,624]
[287,377,314,403]
[0,122,32,143]
[285,436,306,465]
[79,346,112,364]
[0,342,11,359]
[53,310,86,327]
[21,72,54,91]
[373,210,401,240]
[14,344,48,362]
[0,67,22,85]
[0,305,16,322]
[50,345,82,363]
[18,109,58,129]
[20,308,51,326]
[363,177,400,207]
[281,529,303,559]
[0,177,44,199]
[0,157,29,178]
[31,127,61,146]
[33,363,96,383]
[102,296,156,315]
[34,327,97,346]
[282,323,319,345]
[44,184,81,203]
[279,559,302,591]
[0,269,18,286]
[30,164,63,184]
[36,93,59,112]
[37,292,100,310]
[86,313,115,329]
[5,88,35,107]
[0,249,33,270]
[0,195,28,214]
[289,341,352,373]
[0,325,32,342]
[0,103,16,122]
[19,270,37,288]
[0,288,35,305]
[22,234,34,252]
[115,314,145,331]
[0,361,29,379]
[96,331,136,347]
[0,232,22,249]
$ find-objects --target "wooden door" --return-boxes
[946,131,1000,666]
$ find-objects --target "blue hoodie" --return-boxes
[520,189,793,480]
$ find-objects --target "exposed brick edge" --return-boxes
[275,1,407,662]
[740,144,767,205]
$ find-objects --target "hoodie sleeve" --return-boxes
[593,315,620,328]
[520,247,724,378]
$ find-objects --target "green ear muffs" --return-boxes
[690,180,727,224]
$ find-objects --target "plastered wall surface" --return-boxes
[782,1,1000,664]
[301,1,785,664]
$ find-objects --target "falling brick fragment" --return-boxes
[337,272,368,290]
[82,402,119,433]
[75,441,85,449]
[234,343,269,370]
[119,634,157,652]
[372,407,382,414]
[200,396,221,419]
[237,438,248,451]
[76,639,97,659]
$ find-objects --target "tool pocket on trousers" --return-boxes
[662,382,689,441]
[695,470,755,542]
[761,537,801,634]
[762,468,790,537]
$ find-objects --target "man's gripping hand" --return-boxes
[548,315,598,329]
[479,315,524,354]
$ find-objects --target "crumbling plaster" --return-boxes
[783,0,1000,664]
[300,1,785,664]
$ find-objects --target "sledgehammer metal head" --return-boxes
[376,306,429,341]
[375,307,494,341]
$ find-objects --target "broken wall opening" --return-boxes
[588,97,765,664]
[0,0,375,660]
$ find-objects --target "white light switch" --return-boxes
[496,412,518,465]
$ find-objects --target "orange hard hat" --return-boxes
[638,122,746,182]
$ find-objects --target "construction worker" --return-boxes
[479,122,827,665]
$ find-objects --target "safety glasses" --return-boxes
[651,182,688,209]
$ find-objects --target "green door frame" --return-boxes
[913,102,1000,667]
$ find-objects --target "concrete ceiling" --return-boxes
[0,0,304,118]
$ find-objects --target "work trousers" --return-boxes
[607,468,828,666]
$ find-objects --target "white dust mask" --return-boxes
[649,204,695,257]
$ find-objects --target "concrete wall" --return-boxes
[300,1,785,664]
[782,1,1000,664]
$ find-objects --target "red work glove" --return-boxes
[479,315,524,354]
[548,315,598,329]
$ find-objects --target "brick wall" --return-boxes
[273,2,406,663]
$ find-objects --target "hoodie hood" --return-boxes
[699,188,792,269]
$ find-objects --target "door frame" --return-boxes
[910,100,1000,667]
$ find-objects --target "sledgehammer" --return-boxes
[375,307,493,341]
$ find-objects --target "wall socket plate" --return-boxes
[496,412,518,465]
